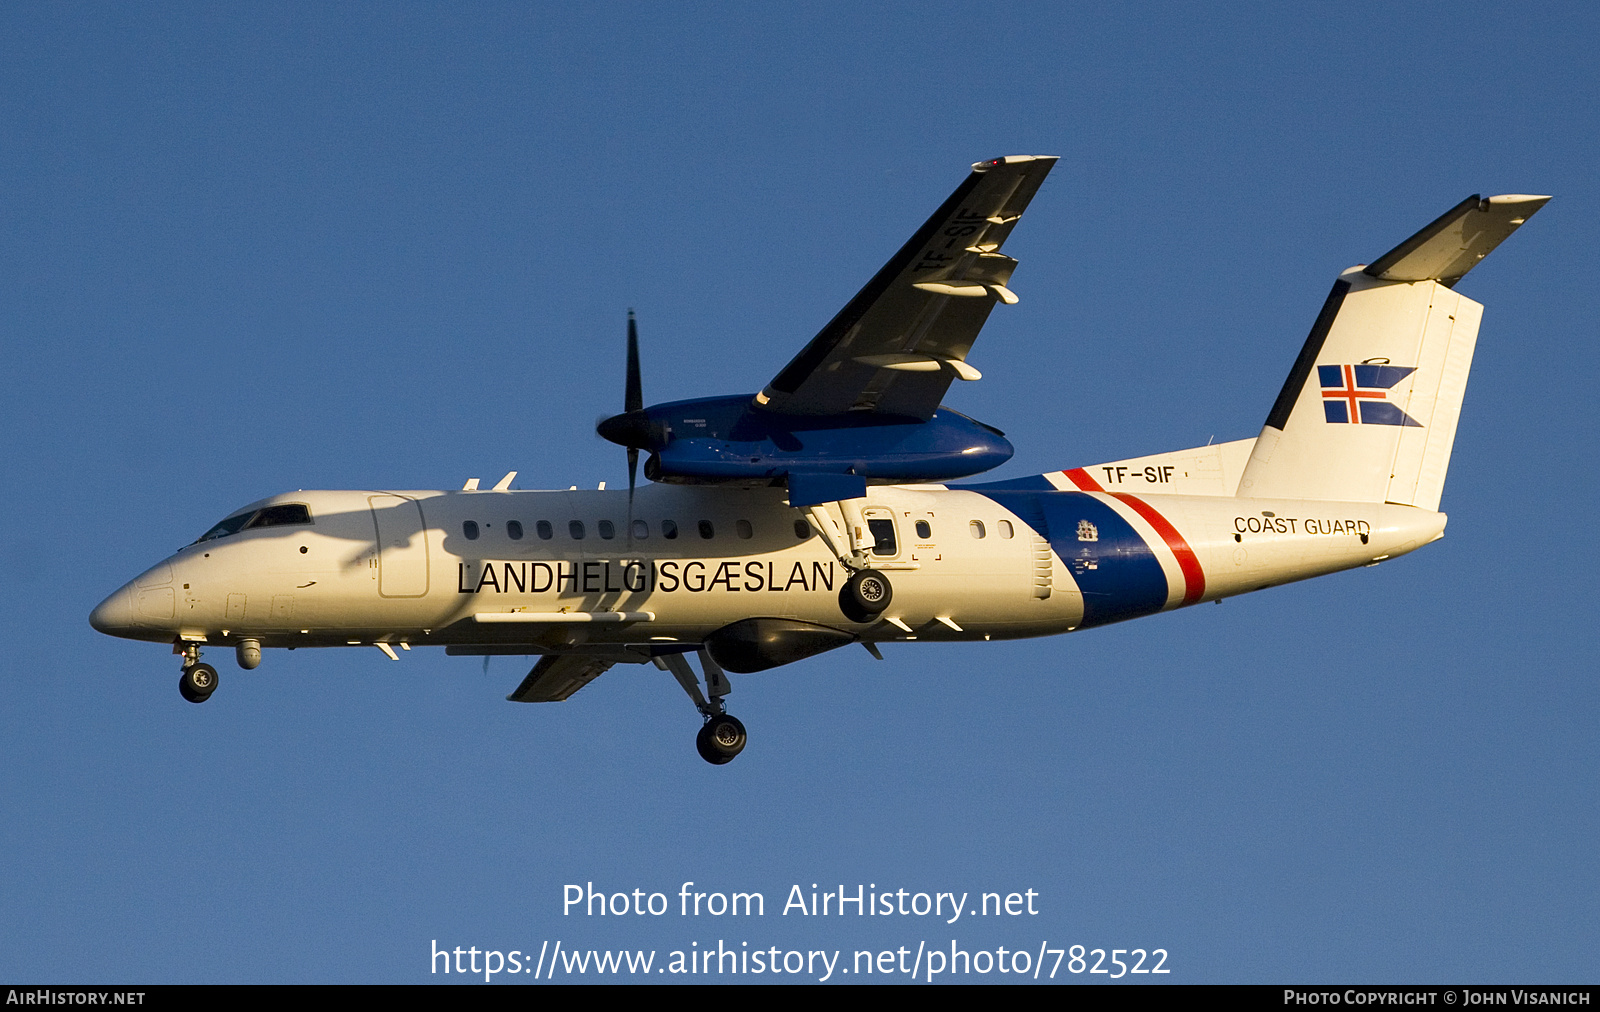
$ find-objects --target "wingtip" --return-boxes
[1487,194,1552,205]
[972,154,1061,171]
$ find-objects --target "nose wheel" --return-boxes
[175,641,218,703]
[179,663,219,703]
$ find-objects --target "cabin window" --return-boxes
[970,520,986,539]
[698,520,715,539]
[632,520,649,539]
[794,519,810,540]
[662,520,679,540]
[868,518,897,557]
[507,521,523,540]
[536,520,553,540]
[999,520,1014,539]
[569,520,586,540]
[598,520,615,539]
[463,521,480,541]
[736,520,753,539]
[914,520,931,540]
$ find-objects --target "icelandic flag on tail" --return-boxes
[1319,364,1421,426]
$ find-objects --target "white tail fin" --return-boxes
[1238,194,1548,510]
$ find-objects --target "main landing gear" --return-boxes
[175,642,218,704]
[658,649,746,765]
[696,714,748,766]
[800,500,894,623]
[840,568,893,623]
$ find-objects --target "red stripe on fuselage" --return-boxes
[1109,493,1206,606]
[1062,468,1104,491]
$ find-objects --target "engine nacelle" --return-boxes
[604,393,1013,485]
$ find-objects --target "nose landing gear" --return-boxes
[178,663,219,703]
[176,642,218,703]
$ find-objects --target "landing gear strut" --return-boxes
[658,649,747,765]
[803,500,894,624]
[176,641,218,704]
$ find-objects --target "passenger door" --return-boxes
[369,494,431,597]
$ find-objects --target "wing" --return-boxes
[756,155,1058,421]
[505,654,616,702]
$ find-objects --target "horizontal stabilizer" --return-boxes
[1364,194,1550,287]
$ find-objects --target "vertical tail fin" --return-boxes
[1238,194,1548,509]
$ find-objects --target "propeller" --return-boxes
[596,310,649,539]
[624,309,642,500]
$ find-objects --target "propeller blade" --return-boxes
[627,446,638,544]
[625,309,643,414]
[598,310,657,451]
[625,311,642,545]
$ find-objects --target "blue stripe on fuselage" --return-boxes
[975,490,1169,627]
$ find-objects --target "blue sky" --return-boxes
[2,2,1596,983]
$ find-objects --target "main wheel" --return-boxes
[179,663,219,703]
[840,569,893,622]
[696,726,733,765]
[696,714,747,764]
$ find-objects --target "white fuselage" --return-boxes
[91,483,1447,657]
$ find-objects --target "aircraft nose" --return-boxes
[89,586,139,637]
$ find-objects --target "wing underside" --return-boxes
[506,654,615,702]
[757,155,1058,421]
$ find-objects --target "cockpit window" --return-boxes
[196,512,255,543]
[244,504,312,530]
[195,503,313,543]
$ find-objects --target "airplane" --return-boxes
[89,156,1548,764]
